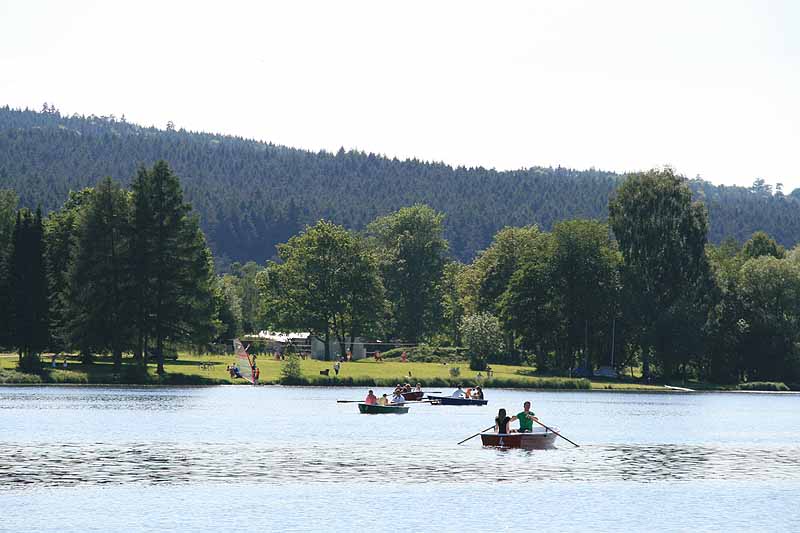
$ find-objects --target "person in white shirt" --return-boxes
[451,385,465,398]
[391,392,405,404]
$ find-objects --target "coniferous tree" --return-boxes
[45,189,93,355]
[130,161,215,373]
[10,208,48,370]
[68,178,132,369]
[0,189,18,347]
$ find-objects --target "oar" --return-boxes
[336,400,364,403]
[457,425,496,445]
[533,419,579,447]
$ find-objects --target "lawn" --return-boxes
[0,352,671,390]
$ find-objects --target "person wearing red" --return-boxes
[365,390,377,405]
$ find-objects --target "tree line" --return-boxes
[2,105,799,268]
[0,162,222,374]
[255,169,800,385]
[2,160,799,384]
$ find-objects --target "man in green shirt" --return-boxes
[511,401,538,433]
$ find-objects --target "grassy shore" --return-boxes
[0,353,790,391]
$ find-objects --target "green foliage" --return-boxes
[459,313,504,370]
[279,354,303,384]
[0,189,18,347]
[10,207,49,365]
[0,368,42,384]
[448,366,461,378]
[741,231,785,260]
[260,221,386,359]
[368,205,447,343]
[44,188,93,353]
[609,168,709,379]
[737,381,789,391]
[130,161,216,373]
[67,178,132,368]
[380,345,464,363]
[3,106,800,268]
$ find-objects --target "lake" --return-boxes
[1,386,798,532]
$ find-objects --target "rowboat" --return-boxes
[358,403,409,414]
[480,428,558,450]
[400,390,425,401]
[427,395,488,406]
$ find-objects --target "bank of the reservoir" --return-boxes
[0,353,791,391]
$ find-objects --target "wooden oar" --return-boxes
[457,425,496,445]
[336,399,364,403]
[533,419,579,447]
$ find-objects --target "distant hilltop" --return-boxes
[1,105,798,267]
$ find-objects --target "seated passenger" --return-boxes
[495,408,512,434]
[451,385,465,398]
[473,386,484,400]
[377,394,389,406]
[391,392,405,404]
[365,390,378,405]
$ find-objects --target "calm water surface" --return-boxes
[1,386,798,532]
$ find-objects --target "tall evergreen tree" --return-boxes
[130,161,215,373]
[0,189,18,347]
[10,208,49,369]
[44,188,94,355]
[68,178,132,369]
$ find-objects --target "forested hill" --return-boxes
[1,105,799,266]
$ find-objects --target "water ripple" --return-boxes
[2,441,798,490]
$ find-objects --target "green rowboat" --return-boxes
[358,402,409,414]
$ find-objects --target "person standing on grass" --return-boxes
[334,361,341,376]
[511,401,538,433]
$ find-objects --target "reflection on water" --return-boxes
[2,441,799,489]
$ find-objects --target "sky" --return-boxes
[1,0,798,190]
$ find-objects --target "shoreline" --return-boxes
[1,381,797,393]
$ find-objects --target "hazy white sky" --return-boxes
[1,0,798,190]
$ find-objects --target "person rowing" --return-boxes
[510,401,538,433]
[451,385,465,398]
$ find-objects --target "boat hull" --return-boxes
[480,430,557,450]
[401,391,425,401]
[358,403,409,414]
[427,395,488,406]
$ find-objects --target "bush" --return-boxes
[0,368,42,384]
[380,345,465,363]
[280,355,303,384]
[46,370,89,384]
[737,381,789,391]
[459,313,503,370]
[449,366,461,378]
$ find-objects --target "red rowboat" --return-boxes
[400,390,425,401]
[480,428,558,450]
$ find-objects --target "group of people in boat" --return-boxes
[395,382,421,394]
[451,385,484,400]
[494,401,538,434]
[363,389,405,405]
